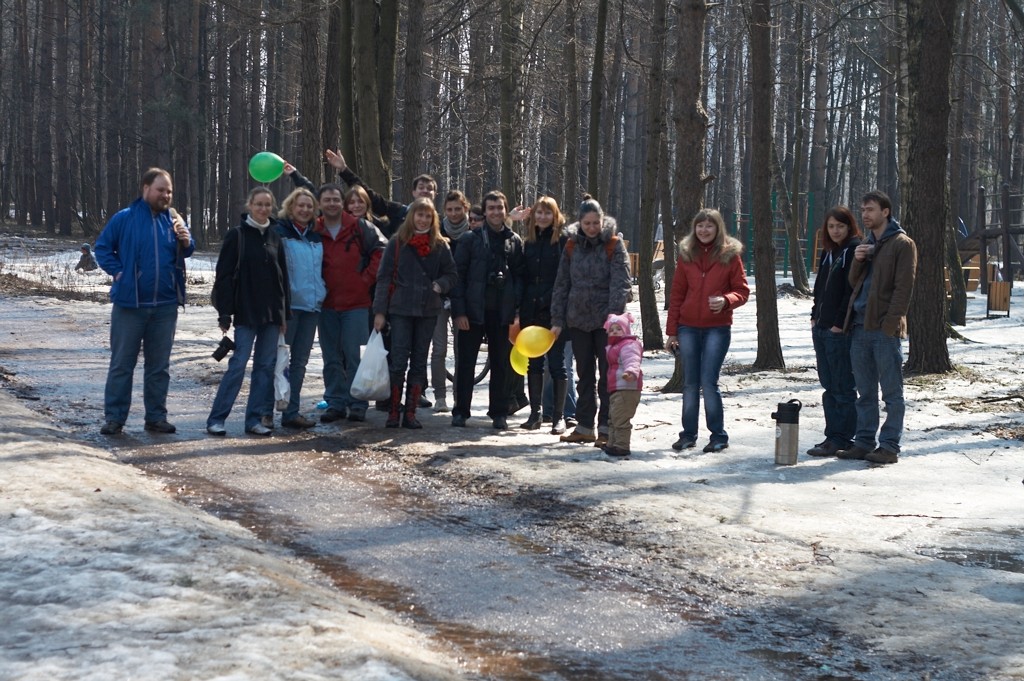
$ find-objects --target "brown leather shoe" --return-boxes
[560,430,596,443]
[282,414,316,429]
[807,441,841,457]
[866,447,899,464]
[837,445,872,460]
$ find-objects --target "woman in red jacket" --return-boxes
[665,209,749,453]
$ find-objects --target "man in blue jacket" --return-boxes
[94,168,194,435]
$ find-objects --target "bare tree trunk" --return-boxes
[500,0,525,202]
[807,6,828,249]
[227,11,246,223]
[663,0,712,392]
[36,0,56,231]
[637,0,668,350]
[299,0,322,183]
[465,1,488,203]
[749,0,784,371]
[586,0,608,195]
[352,1,390,193]
[322,2,343,160]
[401,0,427,197]
[785,0,809,293]
[946,3,970,326]
[377,0,399,188]
[904,0,956,374]
[338,0,355,162]
[78,0,102,234]
[561,0,581,205]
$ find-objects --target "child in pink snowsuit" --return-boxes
[603,312,643,457]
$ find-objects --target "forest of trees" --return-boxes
[1,0,1021,370]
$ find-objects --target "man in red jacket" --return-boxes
[315,184,387,423]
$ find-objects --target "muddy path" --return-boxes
[0,290,997,680]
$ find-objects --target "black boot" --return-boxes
[385,376,403,428]
[550,378,568,435]
[521,373,544,430]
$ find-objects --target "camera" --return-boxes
[488,269,506,289]
[212,335,235,361]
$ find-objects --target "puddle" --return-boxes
[918,547,1024,573]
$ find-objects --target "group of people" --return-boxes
[93,166,915,463]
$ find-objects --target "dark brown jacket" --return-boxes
[844,220,917,338]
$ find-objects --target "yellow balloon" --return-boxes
[514,325,555,359]
[510,347,529,376]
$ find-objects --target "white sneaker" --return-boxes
[246,423,272,436]
[433,397,450,413]
[206,423,226,436]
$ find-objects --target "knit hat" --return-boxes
[604,312,634,333]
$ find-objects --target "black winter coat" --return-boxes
[810,237,861,330]
[212,219,290,329]
[450,225,525,326]
[517,227,568,327]
[372,236,458,318]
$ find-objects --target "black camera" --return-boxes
[212,335,235,361]
[488,269,506,289]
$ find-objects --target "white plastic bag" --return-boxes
[350,330,391,401]
[274,332,290,411]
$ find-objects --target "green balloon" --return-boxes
[248,151,285,183]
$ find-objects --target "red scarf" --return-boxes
[409,233,432,257]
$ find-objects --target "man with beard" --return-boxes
[94,168,194,435]
[839,190,917,465]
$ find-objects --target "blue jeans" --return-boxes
[812,326,857,448]
[104,303,179,425]
[677,325,731,443]
[208,323,279,429]
[543,341,577,418]
[850,326,905,453]
[319,307,370,412]
[282,310,319,420]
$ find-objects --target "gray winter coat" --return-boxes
[550,216,631,332]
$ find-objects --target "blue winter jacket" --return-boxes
[274,220,326,312]
[95,198,195,308]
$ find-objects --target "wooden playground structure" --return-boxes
[964,184,1022,318]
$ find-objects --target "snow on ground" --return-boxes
[0,392,466,680]
[2,231,1024,679]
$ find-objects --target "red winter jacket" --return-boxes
[316,213,386,312]
[665,236,750,334]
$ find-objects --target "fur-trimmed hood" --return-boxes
[678,233,743,265]
[564,214,619,244]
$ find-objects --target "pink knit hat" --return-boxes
[604,312,634,333]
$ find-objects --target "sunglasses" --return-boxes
[470,215,485,222]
